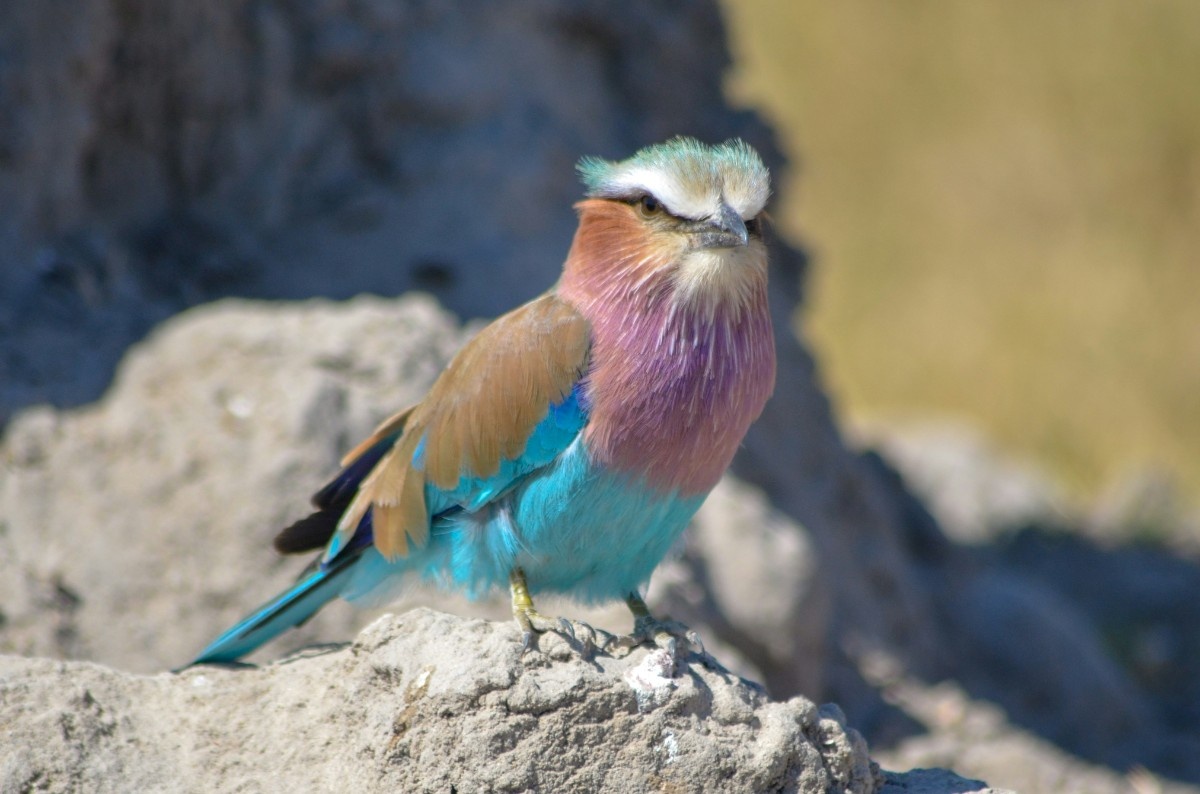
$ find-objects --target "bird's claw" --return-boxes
[613,615,704,663]
[513,605,560,656]
[513,605,609,659]
[561,618,612,658]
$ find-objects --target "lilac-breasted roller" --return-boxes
[189,137,775,664]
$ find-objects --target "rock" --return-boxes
[651,475,830,697]
[993,529,1200,779]
[943,569,1155,753]
[853,420,1066,544]
[0,295,467,670]
[879,769,1010,794]
[0,609,886,794]
[853,423,1200,782]
[873,677,1195,794]
[3,288,1193,790]
[1090,467,1197,547]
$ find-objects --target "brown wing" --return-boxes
[339,292,591,560]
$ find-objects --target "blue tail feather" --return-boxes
[187,552,361,666]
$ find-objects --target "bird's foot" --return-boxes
[509,567,612,658]
[613,593,705,663]
[516,610,614,658]
[612,615,705,659]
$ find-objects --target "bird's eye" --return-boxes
[745,216,761,236]
[638,195,662,216]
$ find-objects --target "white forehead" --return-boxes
[579,138,771,221]
[601,166,768,221]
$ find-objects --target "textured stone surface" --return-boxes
[0,296,465,670]
[1,609,885,794]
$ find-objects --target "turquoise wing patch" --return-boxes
[423,385,588,515]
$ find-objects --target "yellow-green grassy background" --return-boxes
[722,1,1200,506]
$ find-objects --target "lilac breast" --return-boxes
[576,287,775,496]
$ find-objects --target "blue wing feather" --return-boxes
[426,385,588,515]
[186,381,587,667]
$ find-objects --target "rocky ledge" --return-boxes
[0,609,1004,794]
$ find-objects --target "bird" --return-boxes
[187,136,776,665]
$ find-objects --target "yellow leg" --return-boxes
[509,568,575,653]
[509,567,535,620]
[510,567,543,651]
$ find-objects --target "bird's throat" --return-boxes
[671,245,767,322]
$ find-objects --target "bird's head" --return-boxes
[561,137,771,318]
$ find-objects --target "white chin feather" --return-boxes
[671,246,765,318]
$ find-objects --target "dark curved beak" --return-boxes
[695,202,749,249]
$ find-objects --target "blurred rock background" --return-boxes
[1,2,1198,792]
